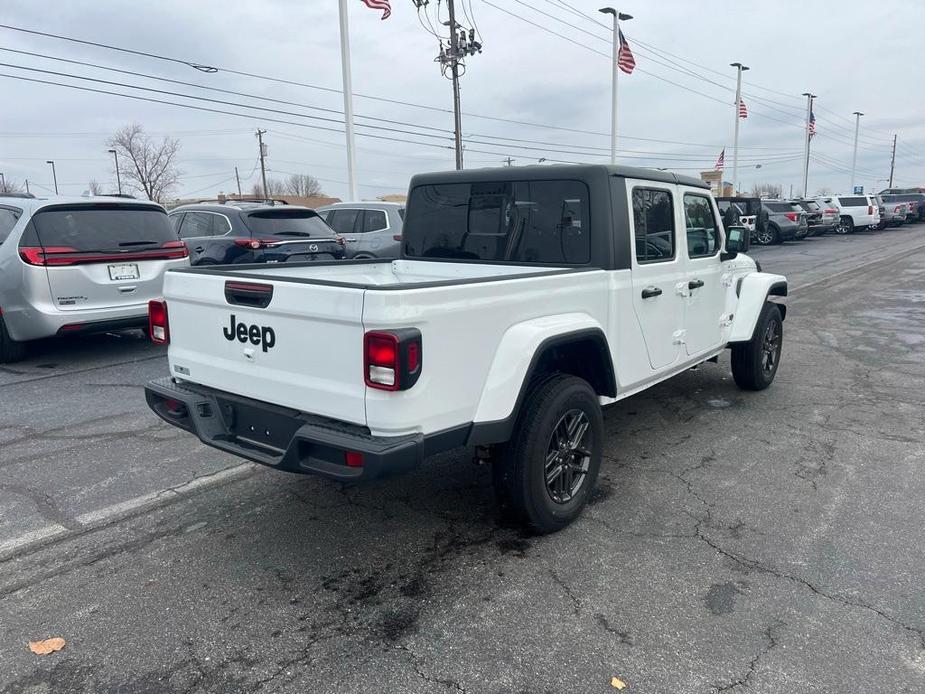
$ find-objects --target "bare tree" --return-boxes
[250,178,286,197]
[0,177,24,195]
[88,179,103,196]
[815,186,833,196]
[107,123,182,201]
[751,182,783,199]
[284,173,323,197]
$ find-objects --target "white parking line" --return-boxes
[0,463,255,561]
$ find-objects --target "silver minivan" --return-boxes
[0,195,188,362]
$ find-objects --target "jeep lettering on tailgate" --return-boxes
[223,315,276,352]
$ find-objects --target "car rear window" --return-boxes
[403,180,590,264]
[798,200,821,212]
[26,204,175,252]
[243,209,336,238]
[838,197,868,207]
[763,202,791,212]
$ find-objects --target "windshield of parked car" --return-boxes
[243,209,336,238]
[403,180,590,264]
[26,204,175,252]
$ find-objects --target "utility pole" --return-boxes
[888,134,897,189]
[25,179,30,195]
[447,0,464,169]
[0,172,5,191]
[420,0,481,170]
[256,129,269,200]
[234,166,242,196]
[730,62,749,195]
[108,148,122,195]
[800,93,815,198]
[503,157,515,167]
[849,111,863,191]
[600,8,633,164]
[337,0,359,199]
[46,160,58,195]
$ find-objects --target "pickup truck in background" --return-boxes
[145,165,787,533]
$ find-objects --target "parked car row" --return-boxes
[718,191,923,246]
[0,194,406,362]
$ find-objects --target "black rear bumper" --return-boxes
[144,377,469,481]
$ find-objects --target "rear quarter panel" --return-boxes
[362,269,610,436]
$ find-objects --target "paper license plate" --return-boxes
[108,263,140,280]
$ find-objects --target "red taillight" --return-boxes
[19,241,187,265]
[392,234,402,242]
[233,238,281,250]
[825,208,838,214]
[148,299,169,345]
[363,329,422,391]
[895,206,903,213]
[868,205,874,215]
[19,246,79,266]
[785,212,798,222]
[344,451,364,468]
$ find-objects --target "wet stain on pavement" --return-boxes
[705,582,741,615]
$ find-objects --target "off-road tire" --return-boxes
[493,374,603,534]
[0,316,27,363]
[731,302,783,391]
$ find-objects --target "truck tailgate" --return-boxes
[163,271,367,426]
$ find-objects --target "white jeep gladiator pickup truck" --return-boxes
[145,165,787,533]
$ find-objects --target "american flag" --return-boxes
[715,148,725,171]
[808,107,816,137]
[618,29,636,75]
[738,98,748,119]
[360,0,391,20]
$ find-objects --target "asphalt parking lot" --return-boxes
[2,224,925,693]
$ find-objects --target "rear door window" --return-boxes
[28,204,175,252]
[244,209,336,238]
[632,188,675,263]
[178,212,214,239]
[403,179,590,264]
[327,209,360,235]
[0,206,22,244]
[361,210,388,233]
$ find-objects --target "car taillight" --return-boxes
[868,205,874,215]
[785,212,798,222]
[393,234,402,242]
[895,206,903,213]
[161,240,189,259]
[148,299,169,344]
[19,246,79,266]
[363,329,422,391]
[233,238,281,250]
[825,208,838,214]
[335,235,346,247]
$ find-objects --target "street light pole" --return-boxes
[46,160,58,195]
[730,62,749,196]
[600,8,632,164]
[108,148,122,195]
[850,111,863,191]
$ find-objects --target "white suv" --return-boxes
[823,194,880,234]
[0,195,189,362]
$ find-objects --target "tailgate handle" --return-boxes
[225,281,274,309]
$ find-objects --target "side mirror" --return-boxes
[722,225,749,260]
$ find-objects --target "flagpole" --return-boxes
[600,9,632,164]
[730,62,748,196]
[338,0,359,201]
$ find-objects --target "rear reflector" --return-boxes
[345,451,364,467]
[148,299,169,344]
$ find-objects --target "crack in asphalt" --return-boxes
[399,645,470,694]
[0,482,82,530]
[0,353,162,388]
[712,620,784,692]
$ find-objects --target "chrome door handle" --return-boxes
[641,286,662,299]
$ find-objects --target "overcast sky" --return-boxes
[2,0,923,201]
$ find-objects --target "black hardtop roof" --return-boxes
[408,164,709,190]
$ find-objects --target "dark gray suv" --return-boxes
[316,202,404,259]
